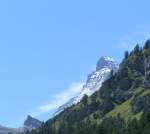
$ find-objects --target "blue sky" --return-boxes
[0,0,150,127]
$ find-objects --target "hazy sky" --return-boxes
[0,0,150,127]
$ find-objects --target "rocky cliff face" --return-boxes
[23,115,42,132]
[55,56,119,115]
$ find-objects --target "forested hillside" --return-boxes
[28,40,150,134]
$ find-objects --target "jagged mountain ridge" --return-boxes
[55,56,119,115]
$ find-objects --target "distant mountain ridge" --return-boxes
[0,125,20,134]
[55,56,119,115]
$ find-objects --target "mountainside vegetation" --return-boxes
[27,40,150,134]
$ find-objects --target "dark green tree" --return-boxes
[144,39,150,50]
[134,44,140,54]
[124,51,129,59]
[82,94,88,105]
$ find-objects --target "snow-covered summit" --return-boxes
[55,56,119,115]
[96,56,118,71]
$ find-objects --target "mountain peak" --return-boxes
[24,115,42,132]
[26,115,33,120]
[96,56,118,71]
[55,56,119,115]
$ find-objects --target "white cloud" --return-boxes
[119,31,150,51]
[30,82,84,117]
